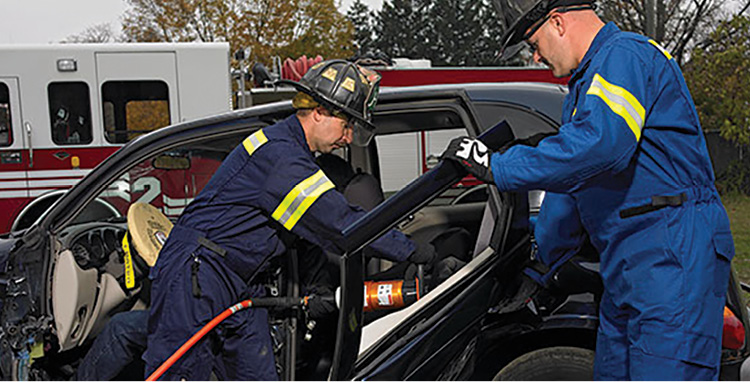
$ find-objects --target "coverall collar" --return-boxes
[569,22,620,86]
[289,114,316,160]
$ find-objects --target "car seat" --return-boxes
[315,153,472,285]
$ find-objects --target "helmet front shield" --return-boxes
[350,118,375,147]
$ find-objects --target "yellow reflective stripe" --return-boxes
[243,129,268,156]
[272,170,335,230]
[572,108,577,118]
[648,39,673,60]
[587,73,645,141]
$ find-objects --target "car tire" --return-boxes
[493,346,594,381]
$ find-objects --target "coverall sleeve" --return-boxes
[491,45,651,192]
[534,192,586,266]
[258,145,415,262]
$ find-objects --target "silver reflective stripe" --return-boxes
[587,73,645,141]
[272,170,335,230]
[243,129,268,156]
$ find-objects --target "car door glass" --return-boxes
[473,102,558,139]
[375,127,471,204]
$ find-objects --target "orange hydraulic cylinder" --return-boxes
[363,280,413,312]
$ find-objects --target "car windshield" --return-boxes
[81,134,247,224]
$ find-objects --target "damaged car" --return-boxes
[0,82,747,380]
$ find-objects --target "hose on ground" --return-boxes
[146,297,307,381]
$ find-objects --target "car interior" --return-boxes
[45,99,559,379]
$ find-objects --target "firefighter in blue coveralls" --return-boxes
[143,60,435,380]
[442,0,735,379]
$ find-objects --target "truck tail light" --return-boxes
[723,306,745,350]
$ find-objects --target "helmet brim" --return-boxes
[498,0,596,60]
[498,1,546,60]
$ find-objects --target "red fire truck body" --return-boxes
[0,43,231,233]
[376,66,567,87]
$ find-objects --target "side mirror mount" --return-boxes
[152,153,190,170]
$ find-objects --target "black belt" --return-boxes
[197,236,226,257]
[619,192,687,219]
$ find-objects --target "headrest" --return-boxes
[343,173,384,212]
[316,153,355,192]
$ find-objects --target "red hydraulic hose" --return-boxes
[146,297,307,381]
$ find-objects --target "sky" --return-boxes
[0,0,383,45]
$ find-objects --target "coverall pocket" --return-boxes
[635,322,719,368]
[713,232,735,262]
[712,232,734,296]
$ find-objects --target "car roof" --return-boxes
[378,82,567,123]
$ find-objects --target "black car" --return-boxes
[0,82,747,380]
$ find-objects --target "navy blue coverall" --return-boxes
[492,23,734,380]
[143,115,415,380]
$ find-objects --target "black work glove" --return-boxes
[408,241,436,265]
[306,286,337,319]
[441,136,494,184]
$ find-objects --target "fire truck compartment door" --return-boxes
[0,77,28,198]
[95,52,180,127]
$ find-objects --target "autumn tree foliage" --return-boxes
[120,0,354,67]
[684,15,750,146]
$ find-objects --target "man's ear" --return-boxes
[311,107,326,124]
[550,13,566,37]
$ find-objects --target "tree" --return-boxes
[429,0,504,66]
[373,0,430,59]
[372,0,504,66]
[63,23,120,43]
[277,0,355,60]
[684,15,750,146]
[347,0,376,56]
[597,0,727,64]
[120,0,354,68]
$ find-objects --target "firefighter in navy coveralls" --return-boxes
[144,60,435,380]
[442,1,735,379]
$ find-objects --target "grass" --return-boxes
[721,193,750,302]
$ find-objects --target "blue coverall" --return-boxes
[143,115,415,380]
[533,192,585,269]
[492,23,734,380]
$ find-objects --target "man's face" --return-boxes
[310,108,353,153]
[525,12,575,78]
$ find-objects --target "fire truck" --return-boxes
[0,43,232,233]
[0,45,564,234]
